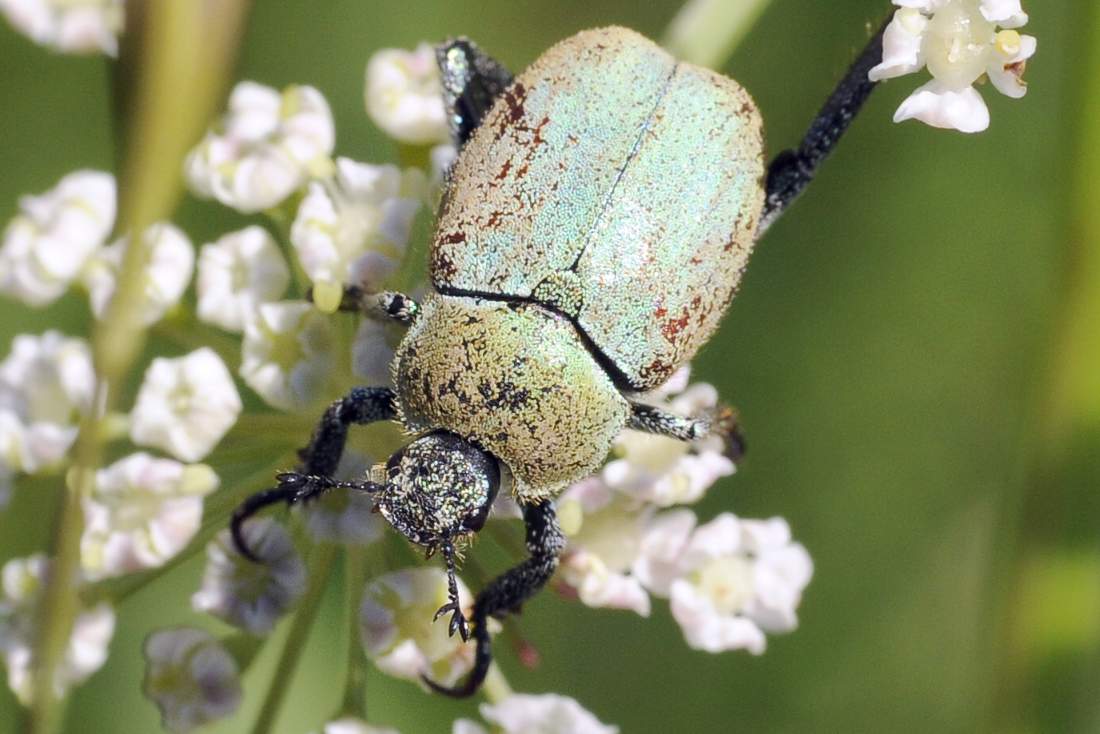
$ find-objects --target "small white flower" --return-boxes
[196,226,290,333]
[240,301,336,411]
[301,449,385,545]
[81,453,220,581]
[186,82,335,214]
[143,627,242,733]
[557,479,652,616]
[191,520,306,635]
[360,567,480,687]
[0,0,123,56]
[0,554,115,705]
[130,348,242,462]
[314,718,400,734]
[291,158,424,294]
[454,693,619,734]
[85,222,194,325]
[351,319,398,387]
[603,381,734,507]
[640,512,813,654]
[0,331,95,477]
[0,170,115,306]
[869,0,1036,132]
[365,43,450,145]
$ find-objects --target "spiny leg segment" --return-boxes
[425,500,565,698]
[758,18,888,235]
[230,386,397,559]
[628,400,746,462]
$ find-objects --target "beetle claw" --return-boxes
[434,601,470,641]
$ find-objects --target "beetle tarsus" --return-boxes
[424,500,564,697]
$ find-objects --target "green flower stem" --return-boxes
[28,3,250,731]
[661,0,772,69]
[250,542,339,734]
[341,548,370,717]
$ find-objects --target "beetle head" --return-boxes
[377,431,499,554]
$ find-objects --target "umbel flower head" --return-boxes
[143,627,242,733]
[870,0,1036,132]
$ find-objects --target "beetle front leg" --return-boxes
[423,500,564,698]
[758,17,888,235]
[230,386,397,559]
[628,401,745,461]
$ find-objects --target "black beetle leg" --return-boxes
[628,400,745,462]
[230,386,397,560]
[758,16,889,235]
[436,37,514,149]
[424,500,564,698]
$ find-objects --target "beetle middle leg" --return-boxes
[322,286,420,324]
[758,17,889,235]
[230,386,397,559]
[628,400,746,461]
[424,499,565,698]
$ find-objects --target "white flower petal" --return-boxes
[240,301,336,411]
[143,627,242,733]
[0,170,115,306]
[0,0,122,56]
[869,8,929,82]
[979,0,1028,28]
[360,567,480,687]
[86,223,194,325]
[81,453,219,580]
[130,348,242,462]
[197,226,290,332]
[893,80,990,133]
[365,43,450,145]
[479,693,619,734]
[191,520,306,635]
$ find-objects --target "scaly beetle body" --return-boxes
[234,23,886,697]
[400,28,763,500]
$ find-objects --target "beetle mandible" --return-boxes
[232,25,886,697]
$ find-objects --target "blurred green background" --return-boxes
[0,0,1096,732]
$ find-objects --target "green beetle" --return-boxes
[233,24,885,696]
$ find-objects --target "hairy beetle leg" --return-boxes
[758,16,888,235]
[230,386,398,562]
[628,400,745,461]
[424,501,564,697]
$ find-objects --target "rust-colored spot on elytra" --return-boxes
[438,231,466,246]
[497,82,528,131]
[494,159,512,182]
[661,309,691,341]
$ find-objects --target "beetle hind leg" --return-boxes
[436,38,514,148]
[758,17,888,235]
[424,500,564,697]
[628,400,745,461]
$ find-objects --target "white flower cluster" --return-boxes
[871,0,1036,132]
[143,627,242,733]
[0,554,115,705]
[556,368,813,654]
[0,0,123,57]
